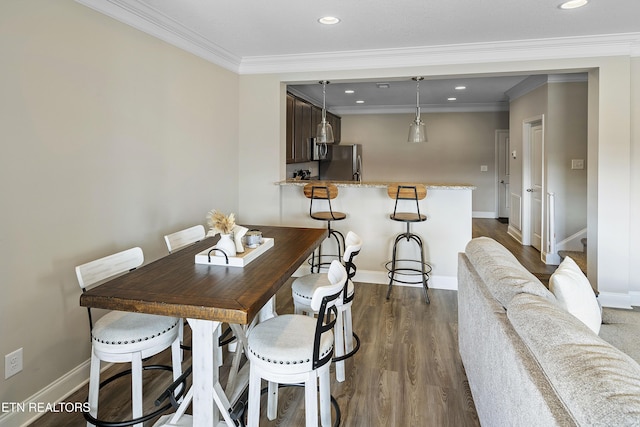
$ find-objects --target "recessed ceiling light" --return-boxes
[345,90,355,94]
[318,16,340,25]
[356,100,365,104]
[376,83,390,89]
[448,97,457,101]
[455,86,467,90]
[559,0,588,9]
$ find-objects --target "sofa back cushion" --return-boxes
[465,237,556,307]
[508,293,640,426]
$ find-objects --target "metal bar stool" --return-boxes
[385,184,431,303]
[303,183,346,273]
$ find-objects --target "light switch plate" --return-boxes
[480,165,488,172]
[571,159,585,170]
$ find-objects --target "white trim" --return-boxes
[332,102,508,115]
[598,291,633,309]
[239,33,640,74]
[630,291,640,307]
[542,251,561,265]
[521,115,545,250]
[0,359,100,427]
[507,224,523,244]
[556,228,588,252]
[72,1,640,73]
[472,211,496,219]
[506,75,549,101]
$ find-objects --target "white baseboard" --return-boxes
[629,291,640,307]
[507,225,523,243]
[294,267,457,290]
[0,359,97,427]
[598,291,633,309]
[556,228,587,252]
[472,211,496,219]
[543,251,561,265]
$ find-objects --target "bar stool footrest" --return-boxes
[385,259,432,285]
[83,364,188,427]
[332,332,360,363]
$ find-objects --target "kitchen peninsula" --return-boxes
[278,180,475,290]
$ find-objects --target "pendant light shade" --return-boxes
[408,77,427,143]
[316,80,334,144]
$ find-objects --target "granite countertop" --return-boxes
[277,179,476,190]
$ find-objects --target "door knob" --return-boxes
[526,188,534,192]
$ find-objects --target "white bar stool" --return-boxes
[246,260,348,427]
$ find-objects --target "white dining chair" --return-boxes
[291,231,362,382]
[76,247,182,427]
[164,224,227,365]
[164,224,206,253]
[247,260,348,427]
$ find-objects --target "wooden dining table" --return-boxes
[80,225,327,426]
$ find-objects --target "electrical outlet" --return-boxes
[5,348,23,379]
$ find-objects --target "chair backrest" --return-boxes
[303,182,339,200]
[164,224,206,253]
[75,247,144,291]
[342,231,363,304]
[388,183,426,218]
[304,183,341,219]
[75,247,144,331]
[311,260,347,369]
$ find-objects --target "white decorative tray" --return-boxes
[195,238,274,267]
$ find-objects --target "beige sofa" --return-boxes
[458,237,640,426]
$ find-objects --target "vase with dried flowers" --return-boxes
[207,210,237,257]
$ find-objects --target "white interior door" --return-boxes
[529,124,543,251]
[497,131,510,218]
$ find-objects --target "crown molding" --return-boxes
[75,1,639,75]
[75,0,241,72]
[505,72,588,101]
[239,33,640,74]
[333,102,508,115]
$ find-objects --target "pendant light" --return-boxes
[316,80,335,144]
[407,77,427,143]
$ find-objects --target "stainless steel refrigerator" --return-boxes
[319,144,363,181]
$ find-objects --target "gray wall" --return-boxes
[340,111,509,216]
[508,81,588,253]
[1,0,239,408]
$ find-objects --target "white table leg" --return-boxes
[188,318,220,426]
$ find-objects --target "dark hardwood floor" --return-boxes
[30,218,546,427]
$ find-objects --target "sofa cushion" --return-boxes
[465,237,556,307]
[549,256,601,334]
[508,293,640,426]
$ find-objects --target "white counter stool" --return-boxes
[75,247,183,427]
[164,225,228,365]
[385,184,431,303]
[247,260,347,427]
[291,231,362,382]
[304,183,346,273]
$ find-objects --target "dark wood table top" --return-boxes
[80,225,327,324]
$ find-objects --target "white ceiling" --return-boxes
[76,0,640,111]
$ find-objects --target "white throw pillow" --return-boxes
[549,256,601,334]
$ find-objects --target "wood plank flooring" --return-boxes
[30,219,544,427]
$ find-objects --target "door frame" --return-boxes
[521,115,545,256]
[494,129,510,219]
